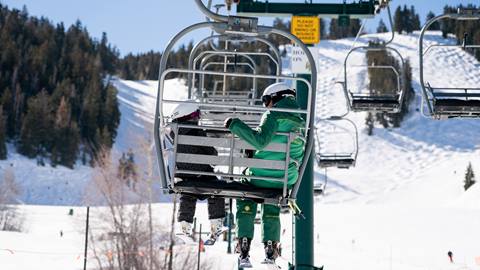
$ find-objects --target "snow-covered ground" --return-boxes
[1,31,480,269]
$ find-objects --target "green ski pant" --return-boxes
[236,199,280,242]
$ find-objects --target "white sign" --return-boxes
[291,46,319,74]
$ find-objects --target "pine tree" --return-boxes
[426,11,440,31]
[0,106,7,159]
[377,19,388,33]
[102,85,120,141]
[402,5,411,33]
[18,91,53,160]
[365,112,374,136]
[410,6,421,32]
[393,6,403,34]
[51,97,80,168]
[464,163,476,191]
[0,87,14,138]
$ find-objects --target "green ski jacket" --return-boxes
[228,97,306,189]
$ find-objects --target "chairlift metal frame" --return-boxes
[419,8,480,119]
[343,45,406,113]
[194,50,281,96]
[198,56,263,127]
[315,116,358,169]
[187,34,282,98]
[154,11,317,206]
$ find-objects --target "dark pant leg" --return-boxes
[236,200,257,240]
[208,197,226,220]
[178,194,197,223]
[262,203,281,242]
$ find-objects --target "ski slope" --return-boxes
[1,31,480,270]
[311,31,480,206]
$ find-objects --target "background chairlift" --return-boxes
[154,0,317,207]
[341,5,406,113]
[315,116,358,169]
[419,8,480,119]
[187,35,282,98]
[187,37,283,127]
[193,51,271,127]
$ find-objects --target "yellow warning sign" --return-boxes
[291,16,320,44]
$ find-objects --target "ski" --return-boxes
[204,226,228,245]
[261,258,281,269]
[174,232,196,245]
[238,256,253,269]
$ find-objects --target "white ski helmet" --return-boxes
[261,82,296,105]
[170,103,200,121]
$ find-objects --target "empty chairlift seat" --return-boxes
[315,117,358,169]
[419,8,480,119]
[429,86,480,118]
[342,5,406,114]
[350,94,401,112]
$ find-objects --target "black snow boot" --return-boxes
[236,237,251,258]
[264,240,280,262]
[237,237,252,268]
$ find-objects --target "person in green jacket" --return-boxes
[224,82,306,265]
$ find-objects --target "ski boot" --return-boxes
[180,221,192,236]
[236,237,252,268]
[204,218,225,245]
[175,221,195,244]
[263,240,280,264]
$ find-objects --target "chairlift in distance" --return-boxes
[419,8,480,119]
[315,116,358,169]
[340,5,407,113]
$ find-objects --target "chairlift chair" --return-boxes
[154,0,317,207]
[419,8,480,119]
[198,59,263,127]
[341,5,406,113]
[189,40,282,127]
[187,34,282,99]
[315,116,358,169]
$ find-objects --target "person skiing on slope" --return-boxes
[169,103,226,244]
[447,251,453,263]
[224,82,306,266]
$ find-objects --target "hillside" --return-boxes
[1,30,480,270]
[312,31,480,206]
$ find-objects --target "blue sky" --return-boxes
[0,0,475,56]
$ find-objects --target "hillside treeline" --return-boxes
[0,5,120,167]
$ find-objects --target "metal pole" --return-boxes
[197,224,202,270]
[83,206,90,270]
[227,198,233,254]
[295,73,314,270]
[193,217,197,242]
